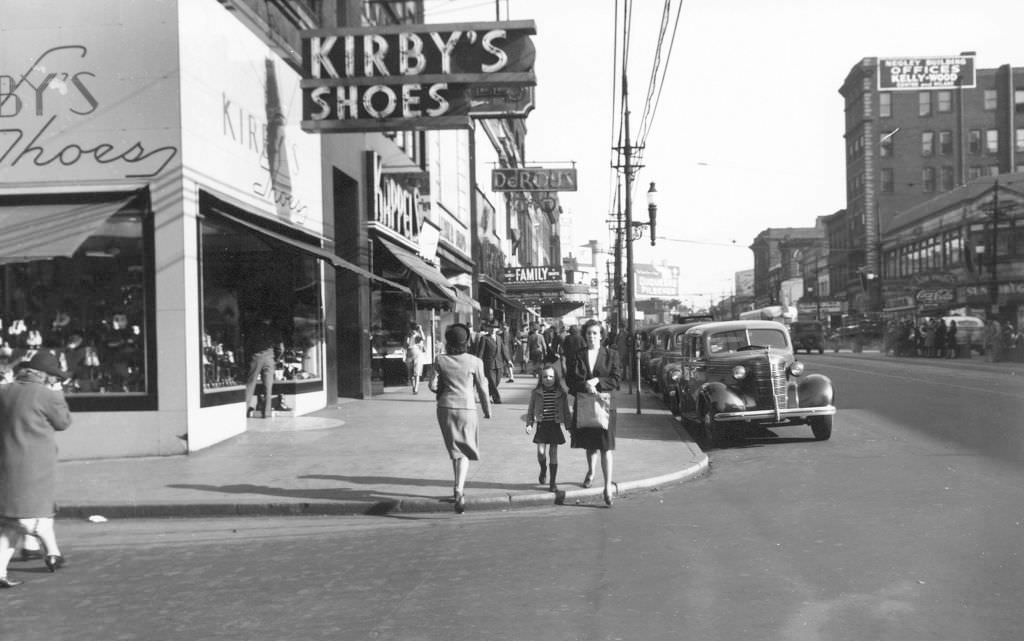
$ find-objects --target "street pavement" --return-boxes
[54,374,708,519]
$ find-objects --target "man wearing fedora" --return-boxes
[0,349,73,588]
[474,322,508,404]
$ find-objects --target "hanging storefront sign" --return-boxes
[468,85,535,118]
[367,151,420,242]
[504,266,562,283]
[491,167,577,192]
[300,21,536,132]
[877,54,975,90]
[915,288,955,305]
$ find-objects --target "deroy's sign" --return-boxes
[301,21,536,132]
[491,167,577,192]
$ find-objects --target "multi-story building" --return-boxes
[749,227,825,308]
[839,54,1024,314]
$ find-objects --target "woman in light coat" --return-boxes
[429,324,492,513]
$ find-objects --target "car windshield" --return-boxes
[707,328,789,354]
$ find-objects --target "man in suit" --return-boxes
[474,322,507,404]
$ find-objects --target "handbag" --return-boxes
[576,391,612,429]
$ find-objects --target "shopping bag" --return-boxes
[576,392,611,429]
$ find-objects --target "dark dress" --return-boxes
[566,346,621,451]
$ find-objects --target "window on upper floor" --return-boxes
[1015,89,1024,114]
[1016,128,1024,152]
[921,131,934,156]
[969,130,982,154]
[879,92,892,118]
[941,166,954,191]
[922,167,936,192]
[986,129,999,154]
[937,91,952,113]
[880,131,894,157]
[984,89,997,110]
[880,167,894,193]
[939,131,953,155]
[919,92,931,116]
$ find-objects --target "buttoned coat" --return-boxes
[0,370,72,517]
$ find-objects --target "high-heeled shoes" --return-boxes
[453,490,466,514]
[44,555,66,572]
[246,406,256,418]
[582,472,593,488]
[603,489,613,507]
[0,577,22,588]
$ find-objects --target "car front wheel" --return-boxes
[701,407,722,449]
[810,415,832,441]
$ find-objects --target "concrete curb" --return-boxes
[56,452,710,520]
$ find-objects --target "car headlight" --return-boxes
[731,365,747,380]
[789,361,805,376]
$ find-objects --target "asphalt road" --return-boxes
[4,355,1023,641]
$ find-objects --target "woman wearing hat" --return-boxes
[429,323,492,513]
[0,349,73,587]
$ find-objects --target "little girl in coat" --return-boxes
[525,364,572,492]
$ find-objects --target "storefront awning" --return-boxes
[211,208,412,296]
[378,237,457,304]
[0,194,138,265]
[452,287,481,313]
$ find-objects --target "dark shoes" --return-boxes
[453,491,466,514]
[582,472,593,489]
[246,407,266,419]
[603,489,614,507]
[0,577,22,588]
[45,555,66,572]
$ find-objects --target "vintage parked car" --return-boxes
[651,321,710,407]
[669,320,836,448]
[789,320,825,354]
[639,325,674,389]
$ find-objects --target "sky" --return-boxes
[423,0,1024,309]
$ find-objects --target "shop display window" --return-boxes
[0,191,154,407]
[200,210,324,394]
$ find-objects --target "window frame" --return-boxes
[918,91,932,117]
[0,190,158,412]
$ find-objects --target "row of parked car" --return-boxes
[637,318,837,448]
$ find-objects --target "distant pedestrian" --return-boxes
[429,324,492,513]
[561,325,586,361]
[525,365,571,493]
[404,334,425,394]
[0,350,73,588]
[474,323,506,404]
[526,325,546,377]
[500,324,516,383]
[566,319,621,507]
[945,319,958,358]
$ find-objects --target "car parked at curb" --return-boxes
[669,320,836,448]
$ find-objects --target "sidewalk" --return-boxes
[54,376,708,519]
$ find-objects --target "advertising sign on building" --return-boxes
[367,152,420,241]
[877,55,976,90]
[491,167,577,192]
[634,263,679,298]
[503,266,562,283]
[301,21,536,132]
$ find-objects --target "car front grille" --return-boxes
[750,355,788,410]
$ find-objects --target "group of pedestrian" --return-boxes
[884,318,959,359]
[982,319,1024,363]
[429,318,621,513]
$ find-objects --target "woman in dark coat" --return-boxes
[428,324,492,513]
[565,319,621,506]
[0,350,73,588]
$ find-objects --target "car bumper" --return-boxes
[714,405,836,423]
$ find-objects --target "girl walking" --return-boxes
[525,365,571,493]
